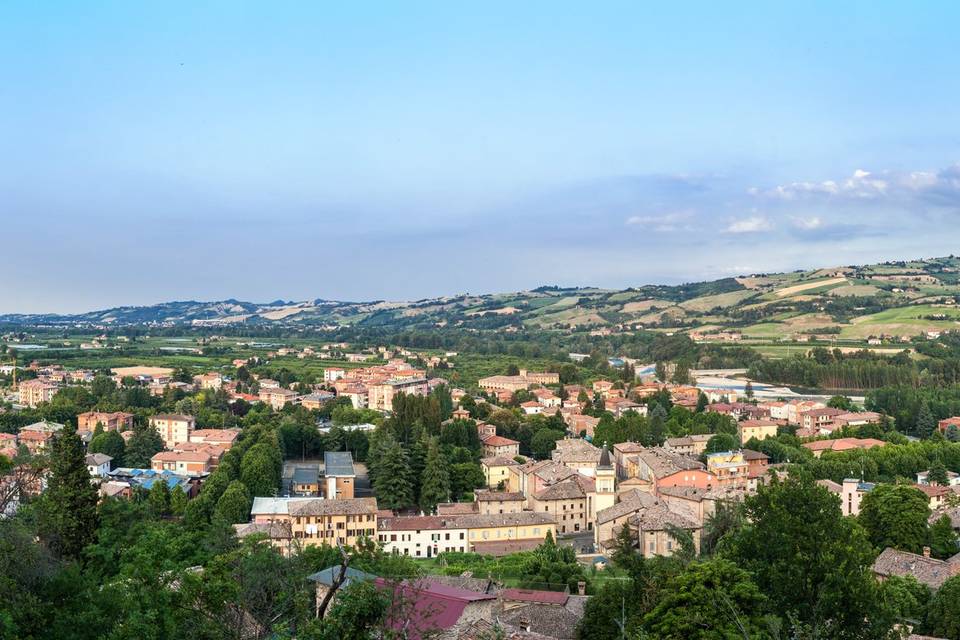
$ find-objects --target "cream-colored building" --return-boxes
[627,503,702,558]
[529,475,594,535]
[367,377,430,412]
[595,489,661,548]
[663,434,713,456]
[259,387,299,410]
[478,370,559,393]
[18,379,59,408]
[151,450,212,475]
[475,490,526,515]
[149,414,196,449]
[551,438,601,477]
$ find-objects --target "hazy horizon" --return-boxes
[3,3,959,313]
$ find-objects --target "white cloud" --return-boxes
[790,216,823,230]
[725,216,772,233]
[625,210,693,231]
[753,163,960,206]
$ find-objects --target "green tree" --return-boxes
[214,480,252,524]
[877,574,930,628]
[372,438,414,510]
[858,484,930,554]
[91,374,117,398]
[450,462,485,499]
[916,401,936,439]
[641,559,770,639]
[705,433,739,454]
[89,430,126,467]
[930,514,959,560]
[170,484,188,516]
[240,442,282,498]
[725,473,884,638]
[696,391,708,413]
[36,425,100,559]
[530,428,564,459]
[926,459,949,486]
[419,438,451,513]
[828,395,853,410]
[655,361,667,382]
[700,499,744,556]
[926,575,960,639]
[304,580,389,640]
[124,424,165,468]
[671,361,690,385]
[148,479,171,517]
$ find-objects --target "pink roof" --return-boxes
[376,578,495,639]
[482,435,519,447]
[803,437,886,452]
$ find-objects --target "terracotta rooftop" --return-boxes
[872,547,960,590]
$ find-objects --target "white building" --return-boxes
[323,368,346,383]
[85,453,112,478]
[377,515,469,558]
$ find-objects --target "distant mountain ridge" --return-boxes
[4,257,960,341]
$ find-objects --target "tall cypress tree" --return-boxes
[408,432,428,504]
[38,425,100,559]
[916,401,936,439]
[419,438,451,513]
[373,439,413,511]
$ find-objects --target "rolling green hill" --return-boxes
[3,257,960,347]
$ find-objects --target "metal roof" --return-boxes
[323,451,355,477]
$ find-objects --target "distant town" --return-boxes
[2,317,960,638]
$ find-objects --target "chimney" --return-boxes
[577,581,586,596]
[923,546,931,558]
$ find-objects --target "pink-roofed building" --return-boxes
[482,434,520,458]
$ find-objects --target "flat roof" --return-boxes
[324,451,355,476]
[291,465,319,484]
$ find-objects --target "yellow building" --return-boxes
[250,497,378,549]
[481,456,520,488]
[737,420,778,444]
[705,451,749,487]
[453,512,556,554]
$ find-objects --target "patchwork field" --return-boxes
[772,277,848,298]
[839,304,960,339]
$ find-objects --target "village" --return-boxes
[3,340,960,639]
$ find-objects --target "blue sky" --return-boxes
[2,2,959,313]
